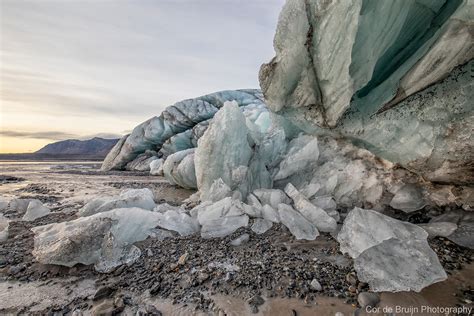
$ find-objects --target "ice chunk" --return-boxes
[419,222,458,238]
[337,207,446,292]
[201,215,249,239]
[8,198,35,213]
[0,213,9,242]
[195,101,253,200]
[79,188,156,217]
[206,178,232,202]
[149,158,164,176]
[126,154,157,171]
[252,189,291,209]
[32,208,161,272]
[247,193,263,209]
[278,204,319,240]
[355,238,447,292]
[251,218,273,235]
[261,204,280,223]
[0,198,9,212]
[196,197,245,225]
[230,233,250,246]
[162,148,197,189]
[22,200,51,221]
[274,135,319,181]
[300,182,321,199]
[337,207,428,258]
[153,203,183,213]
[390,184,426,213]
[285,183,337,233]
[156,210,199,236]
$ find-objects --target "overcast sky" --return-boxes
[0,0,284,153]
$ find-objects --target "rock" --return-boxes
[230,233,250,246]
[285,183,337,232]
[145,304,162,316]
[79,188,156,217]
[22,200,51,221]
[338,208,446,292]
[390,184,425,213]
[91,299,117,316]
[178,252,188,265]
[419,222,458,238]
[278,204,319,240]
[248,294,265,306]
[357,292,380,308]
[251,219,273,235]
[259,0,473,183]
[93,286,116,301]
[149,158,164,176]
[310,279,322,291]
[32,208,162,272]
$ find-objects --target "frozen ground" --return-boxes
[0,161,473,315]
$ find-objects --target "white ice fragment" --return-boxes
[32,208,161,272]
[419,222,458,238]
[196,197,244,225]
[0,198,9,212]
[206,178,232,202]
[252,189,291,209]
[195,101,252,201]
[22,200,51,221]
[162,149,197,189]
[0,213,9,242]
[274,135,319,181]
[261,204,280,223]
[201,215,249,239]
[390,184,426,213]
[285,183,337,233]
[230,233,250,246]
[337,207,429,258]
[251,218,273,235]
[8,198,35,213]
[355,238,447,292]
[149,158,164,176]
[153,203,183,213]
[247,193,263,209]
[156,210,199,236]
[337,207,446,292]
[79,188,156,217]
[278,204,319,240]
[300,182,321,199]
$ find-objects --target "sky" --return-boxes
[0,0,284,153]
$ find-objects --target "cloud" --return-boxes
[0,130,78,140]
[0,130,121,141]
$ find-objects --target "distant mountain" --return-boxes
[36,137,119,156]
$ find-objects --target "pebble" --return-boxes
[178,252,188,265]
[357,292,380,308]
[310,279,322,291]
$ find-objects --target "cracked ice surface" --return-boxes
[32,208,162,272]
[337,207,446,292]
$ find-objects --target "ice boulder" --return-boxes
[149,158,164,176]
[285,183,337,232]
[201,215,249,239]
[162,148,197,189]
[252,189,291,209]
[195,101,253,200]
[156,210,199,236]
[355,238,447,292]
[22,200,51,221]
[125,153,158,171]
[251,218,273,235]
[32,208,162,272]
[0,214,9,242]
[338,207,446,292]
[274,135,319,181]
[79,188,156,217]
[390,184,426,213]
[278,204,319,240]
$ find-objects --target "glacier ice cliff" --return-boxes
[102,89,266,171]
[259,0,473,184]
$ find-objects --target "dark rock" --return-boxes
[92,286,116,301]
[357,292,380,308]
